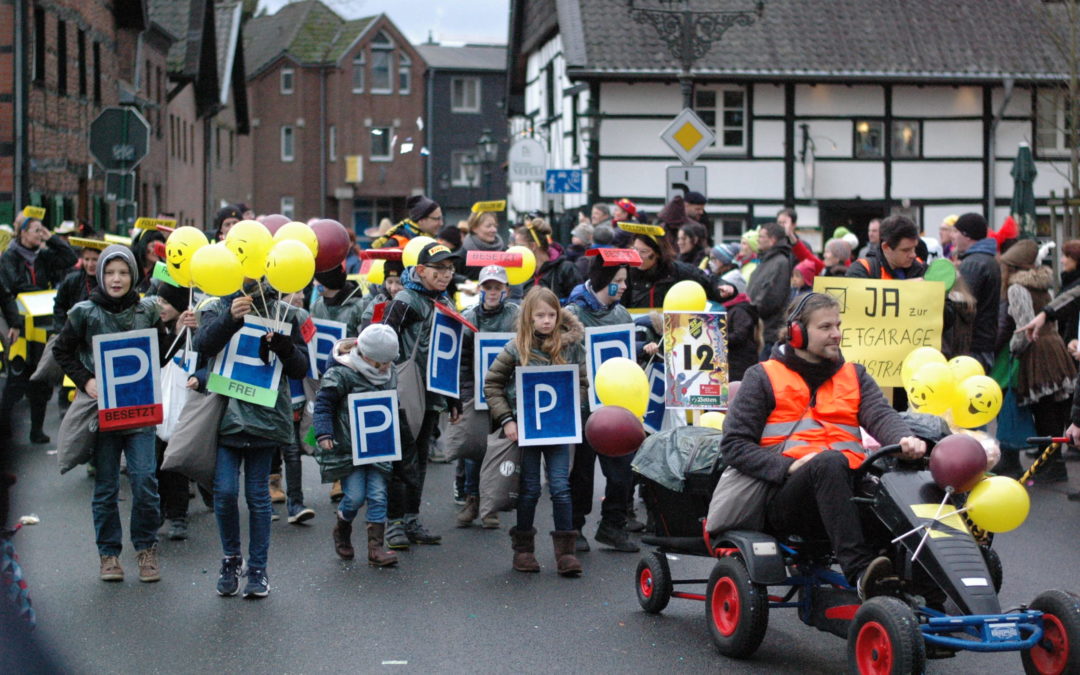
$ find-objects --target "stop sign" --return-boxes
[89,107,151,172]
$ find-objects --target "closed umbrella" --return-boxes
[1010,142,1038,239]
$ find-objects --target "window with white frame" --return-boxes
[451,150,478,186]
[281,196,295,219]
[695,87,746,152]
[280,68,294,94]
[399,52,411,94]
[451,77,480,113]
[371,126,392,160]
[281,125,295,161]
[371,32,393,93]
[352,53,364,93]
[1037,88,1076,157]
[329,125,337,162]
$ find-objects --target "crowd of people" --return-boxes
[1,189,1078,602]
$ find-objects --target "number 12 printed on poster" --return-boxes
[208,315,292,407]
[348,390,402,466]
[427,310,464,398]
[584,324,635,411]
[514,365,582,447]
[662,311,728,409]
[92,328,163,431]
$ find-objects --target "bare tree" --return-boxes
[1037,0,1080,196]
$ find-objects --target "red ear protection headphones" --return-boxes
[786,292,819,350]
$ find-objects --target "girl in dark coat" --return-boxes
[676,221,709,268]
[624,225,717,310]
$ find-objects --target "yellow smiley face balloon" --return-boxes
[904,362,956,416]
[950,375,1003,429]
[225,219,273,279]
[165,226,209,287]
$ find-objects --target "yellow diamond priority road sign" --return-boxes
[660,108,716,165]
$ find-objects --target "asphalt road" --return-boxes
[5,402,1080,674]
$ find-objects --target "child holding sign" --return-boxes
[484,287,589,576]
[313,324,401,566]
[53,245,169,583]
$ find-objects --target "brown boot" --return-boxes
[551,531,583,577]
[366,523,398,567]
[456,495,479,528]
[268,474,286,503]
[330,480,344,502]
[333,514,355,560]
[509,527,540,572]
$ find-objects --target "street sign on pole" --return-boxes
[508,138,546,183]
[89,107,151,172]
[104,172,136,203]
[666,166,707,203]
[659,108,716,166]
[545,169,582,194]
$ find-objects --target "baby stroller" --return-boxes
[632,426,725,539]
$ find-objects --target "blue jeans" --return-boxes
[516,444,572,532]
[213,445,274,569]
[463,458,481,497]
[338,466,388,523]
[92,430,160,556]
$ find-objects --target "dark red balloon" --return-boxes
[310,219,351,272]
[929,434,987,492]
[261,214,291,235]
[585,406,646,457]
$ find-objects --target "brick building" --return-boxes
[244,1,427,232]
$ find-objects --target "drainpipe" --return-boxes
[14,0,26,207]
[987,78,1015,221]
[320,65,327,218]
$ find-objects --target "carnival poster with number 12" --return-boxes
[662,311,728,409]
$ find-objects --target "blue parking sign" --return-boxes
[642,360,666,434]
[348,391,402,466]
[307,318,347,378]
[92,328,162,431]
[208,315,290,407]
[427,310,463,397]
[584,324,634,410]
[474,332,515,410]
[515,365,582,446]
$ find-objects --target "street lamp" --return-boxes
[475,129,498,197]
[628,0,764,110]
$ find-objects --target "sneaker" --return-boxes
[481,512,500,529]
[575,532,591,552]
[287,503,315,524]
[624,508,646,533]
[404,516,442,545]
[243,567,269,598]
[857,556,894,601]
[594,521,638,552]
[452,481,465,506]
[216,556,243,596]
[385,520,411,550]
[99,555,124,582]
[135,545,161,582]
[168,518,189,541]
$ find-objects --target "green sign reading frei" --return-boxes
[207,372,278,407]
[153,261,181,287]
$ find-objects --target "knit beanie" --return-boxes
[214,204,242,230]
[999,238,1038,269]
[157,282,190,313]
[97,244,139,289]
[742,229,760,254]
[710,242,739,266]
[954,213,988,240]
[407,195,439,222]
[357,324,399,363]
[657,196,687,227]
[314,264,348,290]
[437,225,463,249]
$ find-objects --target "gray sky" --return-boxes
[259,0,510,45]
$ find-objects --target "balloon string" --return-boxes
[257,281,272,334]
[164,326,187,362]
[910,488,952,563]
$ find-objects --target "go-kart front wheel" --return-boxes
[847,597,925,675]
[635,552,672,614]
[1021,590,1080,675]
[706,556,769,658]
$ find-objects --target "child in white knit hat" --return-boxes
[313,323,401,567]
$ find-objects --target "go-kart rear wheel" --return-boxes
[635,552,672,614]
[706,556,769,658]
[980,545,1003,593]
[1021,590,1080,675]
[847,597,925,675]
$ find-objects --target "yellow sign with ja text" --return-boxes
[812,277,944,387]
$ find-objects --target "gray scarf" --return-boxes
[10,237,38,266]
[332,339,392,385]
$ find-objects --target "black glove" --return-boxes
[259,332,294,364]
[448,398,462,418]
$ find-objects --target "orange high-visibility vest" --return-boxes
[759,359,865,469]
[857,258,892,280]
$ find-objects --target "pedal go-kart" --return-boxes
[635,444,1080,674]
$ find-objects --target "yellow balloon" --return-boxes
[505,245,537,285]
[699,411,726,430]
[190,243,243,296]
[966,475,1029,532]
[905,362,956,415]
[265,239,315,294]
[900,347,946,388]
[165,226,209,287]
[595,357,649,418]
[225,220,273,279]
[663,280,708,312]
[950,375,1003,429]
[948,355,984,383]
[367,258,386,285]
[273,222,319,258]
[402,236,437,267]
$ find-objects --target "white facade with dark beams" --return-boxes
[506,0,1077,246]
